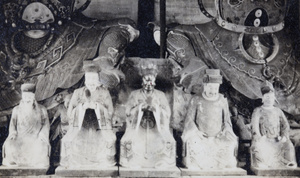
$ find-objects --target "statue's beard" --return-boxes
[20,100,36,111]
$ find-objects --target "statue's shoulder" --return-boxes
[12,105,20,112]
[190,95,202,105]
[74,87,85,93]
[252,106,264,115]
[130,89,142,95]
[154,89,166,96]
[218,94,227,102]
[38,104,47,112]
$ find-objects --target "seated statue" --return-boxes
[182,69,238,169]
[2,83,50,167]
[120,63,176,168]
[60,61,116,168]
[251,82,297,168]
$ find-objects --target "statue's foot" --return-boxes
[256,162,269,169]
[154,161,175,169]
[286,162,297,168]
[3,161,18,167]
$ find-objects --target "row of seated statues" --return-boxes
[0,0,300,176]
[2,61,298,171]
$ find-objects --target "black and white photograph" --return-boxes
[0,0,299,177]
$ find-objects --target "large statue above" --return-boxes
[251,82,297,169]
[0,0,138,112]
[163,0,300,138]
[2,83,50,167]
[182,69,238,169]
[120,63,176,168]
[60,61,116,168]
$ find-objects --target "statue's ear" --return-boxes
[108,47,118,58]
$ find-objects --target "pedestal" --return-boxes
[55,166,118,177]
[251,166,300,176]
[180,167,247,176]
[0,166,48,176]
[119,167,181,177]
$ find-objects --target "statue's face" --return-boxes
[203,83,220,99]
[21,2,55,38]
[142,75,156,92]
[22,92,35,104]
[85,72,100,92]
[262,92,275,106]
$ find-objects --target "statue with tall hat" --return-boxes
[119,62,176,168]
[60,60,116,168]
[2,83,50,167]
[250,81,297,168]
[182,69,238,169]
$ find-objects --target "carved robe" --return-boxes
[182,94,238,169]
[60,86,116,168]
[2,103,50,167]
[120,89,176,168]
[251,106,297,168]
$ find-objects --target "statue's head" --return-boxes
[199,0,287,34]
[140,63,158,93]
[261,81,276,107]
[3,0,90,36]
[202,69,222,100]
[21,83,36,105]
[83,61,100,92]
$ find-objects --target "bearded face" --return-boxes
[84,72,100,92]
[262,92,276,107]
[20,92,36,111]
[142,75,156,92]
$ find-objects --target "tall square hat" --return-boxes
[203,69,222,84]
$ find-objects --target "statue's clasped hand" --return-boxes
[197,131,208,139]
[277,136,287,143]
[83,102,97,110]
[141,103,156,112]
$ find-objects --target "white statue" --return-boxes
[120,63,176,168]
[2,83,50,167]
[182,69,238,169]
[60,61,116,168]
[251,82,297,168]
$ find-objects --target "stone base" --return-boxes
[251,166,300,176]
[0,166,48,176]
[55,166,118,177]
[119,167,181,177]
[180,167,247,176]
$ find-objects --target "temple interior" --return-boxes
[0,0,300,177]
